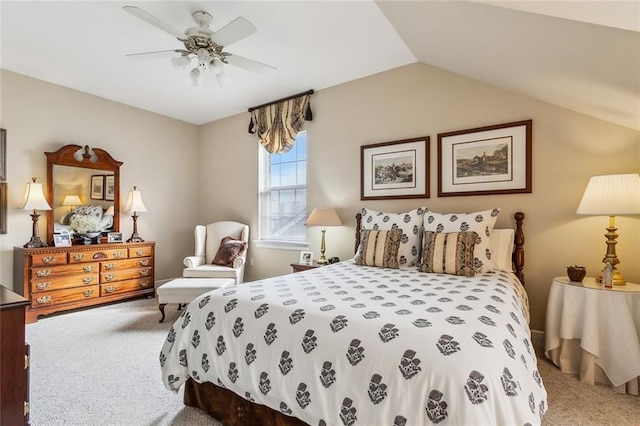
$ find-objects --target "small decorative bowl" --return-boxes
[567,266,586,282]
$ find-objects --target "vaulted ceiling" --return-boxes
[2,1,638,130]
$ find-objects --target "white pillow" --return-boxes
[360,207,427,267]
[490,229,515,272]
[423,209,500,273]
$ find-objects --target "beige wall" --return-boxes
[199,63,640,331]
[0,70,200,287]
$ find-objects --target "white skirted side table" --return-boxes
[544,276,640,395]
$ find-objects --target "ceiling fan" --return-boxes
[123,5,276,86]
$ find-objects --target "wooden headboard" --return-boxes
[354,211,526,285]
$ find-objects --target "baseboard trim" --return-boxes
[531,329,544,353]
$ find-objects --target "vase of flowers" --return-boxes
[69,215,102,244]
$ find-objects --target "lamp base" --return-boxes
[316,256,328,265]
[24,236,48,248]
[126,233,145,243]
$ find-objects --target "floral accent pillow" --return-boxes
[419,231,478,277]
[355,229,403,269]
[360,207,427,267]
[212,236,248,267]
[423,208,500,273]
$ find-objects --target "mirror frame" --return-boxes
[45,144,123,244]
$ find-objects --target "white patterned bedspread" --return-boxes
[160,260,547,425]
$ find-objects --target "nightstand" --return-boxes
[290,262,322,273]
[544,276,640,394]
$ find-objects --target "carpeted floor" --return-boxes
[25,297,639,425]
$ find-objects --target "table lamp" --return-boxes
[62,194,82,211]
[306,207,342,264]
[576,173,640,285]
[20,177,52,248]
[124,186,147,242]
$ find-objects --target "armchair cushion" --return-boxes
[212,237,248,267]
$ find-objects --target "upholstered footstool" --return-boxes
[157,278,235,323]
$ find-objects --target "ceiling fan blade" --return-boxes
[125,49,183,60]
[211,17,257,47]
[225,54,276,75]
[123,6,187,41]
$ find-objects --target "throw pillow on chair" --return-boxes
[213,236,248,267]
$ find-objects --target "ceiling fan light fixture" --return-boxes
[189,68,201,86]
[171,55,190,69]
[209,58,224,74]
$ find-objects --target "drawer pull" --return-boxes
[104,286,116,293]
[36,282,51,290]
[140,281,150,288]
[42,256,57,264]
[104,263,116,270]
[36,270,51,277]
[135,249,144,256]
[83,289,95,297]
[83,265,95,273]
[73,254,86,261]
[113,251,124,258]
[82,277,94,284]
[25,354,30,370]
[36,295,51,304]
[139,259,149,266]
[104,274,116,281]
[24,401,30,416]
[139,270,149,276]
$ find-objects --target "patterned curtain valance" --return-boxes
[249,93,313,154]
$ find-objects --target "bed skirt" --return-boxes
[184,379,308,426]
[546,339,639,396]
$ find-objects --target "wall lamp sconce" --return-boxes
[577,173,640,285]
[20,177,52,248]
[306,207,342,264]
[124,186,147,243]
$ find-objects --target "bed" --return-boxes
[160,209,547,425]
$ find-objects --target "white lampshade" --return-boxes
[20,178,52,211]
[577,173,640,216]
[306,208,342,227]
[124,186,147,213]
[62,195,82,207]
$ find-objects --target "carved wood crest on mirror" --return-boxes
[45,145,123,244]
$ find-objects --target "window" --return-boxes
[258,131,307,246]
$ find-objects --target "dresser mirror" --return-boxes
[45,145,123,244]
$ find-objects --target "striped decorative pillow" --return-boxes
[355,229,403,269]
[419,231,478,277]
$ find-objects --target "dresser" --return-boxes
[0,285,30,425]
[14,242,155,323]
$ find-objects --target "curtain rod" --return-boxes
[248,89,314,112]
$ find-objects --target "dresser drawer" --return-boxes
[101,267,152,283]
[30,252,68,267]
[30,285,99,308]
[68,248,128,263]
[31,274,99,292]
[101,257,152,272]
[101,277,154,296]
[30,262,100,279]
[128,246,153,258]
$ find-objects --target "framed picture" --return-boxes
[0,128,6,181]
[107,232,123,243]
[54,233,72,247]
[104,175,115,201]
[438,120,532,197]
[0,182,6,234]
[299,251,313,265]
[361,136,429,200]
[90,175,104,200]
